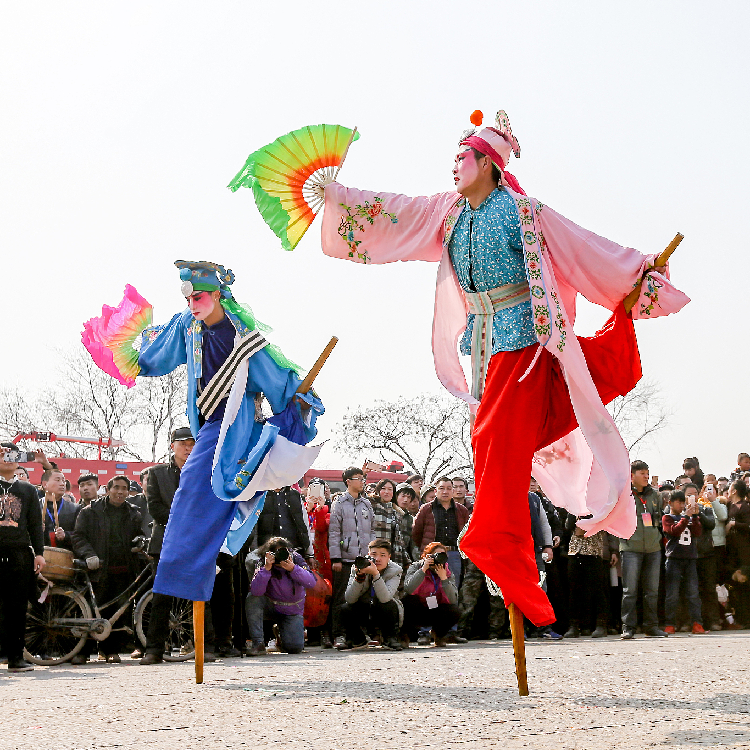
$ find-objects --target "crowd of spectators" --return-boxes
[2,438,750,672]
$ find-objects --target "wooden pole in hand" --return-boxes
[509,603,529,696]
[296,337,338,394]
[193,601,204,684]
[623,233,683,313]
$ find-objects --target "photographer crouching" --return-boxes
[245,537,316,656]
[337,539,403,651]
[402,542,460,647]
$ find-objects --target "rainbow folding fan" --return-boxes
[81,284,153,388]
[228,123,359,251]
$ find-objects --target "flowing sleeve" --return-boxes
[537,205,690,320]
[137,310,190,378]
[247,349,324,442]
[320,182,460,265]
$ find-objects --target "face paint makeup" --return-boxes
[452,147,481,194]
[186,291,217,320]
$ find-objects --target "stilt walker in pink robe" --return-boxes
[316,110,689,625]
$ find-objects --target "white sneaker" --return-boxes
[266,638,279,653]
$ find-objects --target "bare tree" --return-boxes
[0,346,191,461]
[0,386,40,437]
[335,393,473,482]
[607,378,672,453]
[131,366,188,461]
[48,349,143,460]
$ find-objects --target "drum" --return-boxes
[303,572,332,628]
[43,546,75,581]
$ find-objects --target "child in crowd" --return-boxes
[662,490,706,635]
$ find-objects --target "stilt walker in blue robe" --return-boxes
[82,260,324,602]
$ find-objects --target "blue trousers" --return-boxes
[665,557,702,627]
[154,419,236,602]
[621,550,661,629]
[245,594,304,653]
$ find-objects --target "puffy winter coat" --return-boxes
[327,492,374,563]
[344,559,403,625]
[72,498,143,582]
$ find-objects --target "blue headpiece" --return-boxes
[174,260,235,299]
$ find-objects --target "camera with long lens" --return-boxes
[273,547,290,563]
[354,555,373,570]
[429,551,448,566]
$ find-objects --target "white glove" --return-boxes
[86,556,100,571]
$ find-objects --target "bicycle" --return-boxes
[24,555,196,665]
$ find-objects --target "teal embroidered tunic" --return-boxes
[448,188,536,355]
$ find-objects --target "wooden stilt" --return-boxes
[193,601,204,684]
[509,603,529,696]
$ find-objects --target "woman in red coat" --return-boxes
[306,490,332,580]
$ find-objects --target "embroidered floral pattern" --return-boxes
[533,304,551,337]
[523,230,537,245]
[534,440,573,467]
[518,201,534,226]
[525,251,542,280]
[338,198,398,263]
[142,326,161,344]
[190,319,203,377]
[638,274,663,317]
[235,469,251,489]
[535,202,545,215]
[443,198,465,249]
[549,290,568,352]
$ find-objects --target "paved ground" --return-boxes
[4,633,750,750]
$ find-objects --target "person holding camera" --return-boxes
[662,489,706,635]
[245,537,316,656]
[337,538,403,651]
[402,542,460,647]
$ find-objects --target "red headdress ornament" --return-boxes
[460,110,526,195]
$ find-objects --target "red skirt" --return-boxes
[461,303,641,625]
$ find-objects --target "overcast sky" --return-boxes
[1,1,748,481]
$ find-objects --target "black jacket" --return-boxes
[0,478,44,556]
[146,459,180,556]
[72,498,143,582]
[40,497,81,551]
[129,493,153,539]
[256,487,311,553]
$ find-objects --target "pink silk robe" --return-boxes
[320,183,689,539]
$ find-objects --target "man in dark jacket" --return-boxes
[0,443,46,672]
[412,477,470,573]
[141,429,237,662]
[256,486,313,556]
[128,472,152,539]
[141,428,205,664]
[72,474,144,662]
[146,428,194,559]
